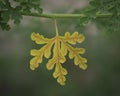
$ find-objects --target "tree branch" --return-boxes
[21,12,86,18]
[21,12,120,19]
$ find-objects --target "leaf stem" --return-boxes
[54,19,59,36]
[21,12,86,18]
[21,12,120,19]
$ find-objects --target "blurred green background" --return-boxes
[0,0,120,96]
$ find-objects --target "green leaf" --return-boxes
[0,0,42,30]
[11,11,23,24]
[0,22,10,30]
[1,11,10,22]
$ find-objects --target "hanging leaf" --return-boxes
[30,31,87,85]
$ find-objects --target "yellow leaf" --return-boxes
[46,58,56,70]
[59,53,66,63]
[72,32,85,43]
[61,42,67,56]
[82,58,87,63]
[30,56,42,70]
[61,68,68,75]
[75,48,85,54]
[78,35,85,43]
[65,32,70,37]
[69,51,74,59]
[74,56,80,65]
[57,75,66,86]
[31,32,49,44]
[72,31,79,36]
[53,71,59,78]
[53,64,60,78]
[30,49,40,56]
[30,31,87,85]
[43,42,54,58]
[79,63,88,70]
[63,32,85,44]
[53,65,67,77]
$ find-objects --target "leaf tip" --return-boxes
[79,63,88,70]
[31,32,36,40]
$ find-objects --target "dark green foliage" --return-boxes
[89,0,120,13]
[90,0,120,34]
[0,0,42,30]
[74,0,120,34]
[0,0,120,34]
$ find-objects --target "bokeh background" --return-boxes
[0,0,120,96]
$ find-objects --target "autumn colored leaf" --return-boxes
[30,31,87,85]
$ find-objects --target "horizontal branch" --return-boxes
[21,12,120,19]
[21,12,86,18]
[0,9,120,19]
